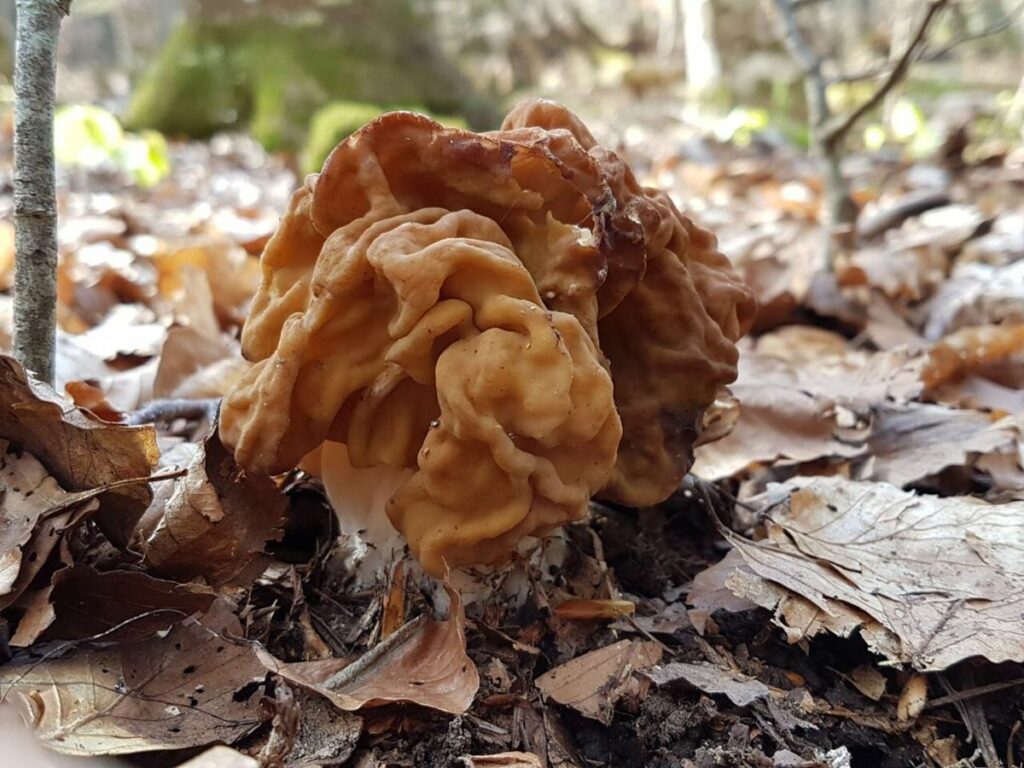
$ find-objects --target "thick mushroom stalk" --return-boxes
[220,100,755,582]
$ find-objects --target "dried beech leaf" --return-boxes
[459,753,544,767]
[0,355,159,547]
[0,443,95,601]
[849,665,887,701]
[706,477,1024,670]
[924,260,1024,337]
[258,587,478,714]
[645,661,772,707]
[692,347,1007,484]
[553,598,635,620]
[686,549,759,634]
[897,674,928,722]
[0,602,266,755]
[154,326,249,400]
[134,431,286,588]
[64,380,126,422]
[12,565,215,646]
[175,746,258,768]
[535,639,662,724]
[864,404,1017,486]
[71,304,167,360]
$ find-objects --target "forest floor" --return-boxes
[0,107,1023,768]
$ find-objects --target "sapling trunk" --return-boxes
[13,0,71,384]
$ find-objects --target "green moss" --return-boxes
[124,23,247,138]
[125,3,490,150]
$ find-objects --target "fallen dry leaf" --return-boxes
[458,753,544,767]
[11,565,215,646]
[0,355,159,547]
[0,601,266,755]
[175,746,259,768]
[154,326,249,400]
[70,304,167,360]
[863,403,1017,486]
[699,477,1024,669]
[923,323,1024,392]
[924,260,1024,338]
[134,431,286,588]
[646,661,772,707]
[64,380,126,422]
[553,599,636,621]
[897,674,928,722]
[535,640,662,724]
[849,665,887,701]
[0,443,97,604]
[686,548,760,634]
[258,586,479,714]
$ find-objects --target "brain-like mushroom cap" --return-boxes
[220,99,755,574]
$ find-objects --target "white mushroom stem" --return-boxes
[306,441,571,606]
[305,441,412,589]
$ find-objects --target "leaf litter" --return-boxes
[0,107,1022,767]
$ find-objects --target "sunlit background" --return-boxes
[0,0,1021,182]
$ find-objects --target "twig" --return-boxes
[834,0,1024,83]
[38,468,187,521]
[926,677,1024,710]
[125,397,221,426]
[857,190,951,239]
[322,614,426,691]
[822,0,949,144]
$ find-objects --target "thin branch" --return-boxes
[832,0,1024,84]
[822,0,949,144]
[772,0,825,77]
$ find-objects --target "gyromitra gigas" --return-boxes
[220,99,755,578]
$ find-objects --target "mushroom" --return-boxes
[220,99,755,580]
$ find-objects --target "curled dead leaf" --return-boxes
[0,354,158,547]
[258,586,479,714]
[897,674,928,722]
[11,565,215,646]
[0,443,97,608]
[694,477,1024,670]
[134,430,286,588]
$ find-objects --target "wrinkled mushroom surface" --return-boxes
[220,99,755,574]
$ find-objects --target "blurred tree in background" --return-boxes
[0,0,1021,178]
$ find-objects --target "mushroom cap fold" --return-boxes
[220,100,755,573]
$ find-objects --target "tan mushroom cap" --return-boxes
[220,99,755,574]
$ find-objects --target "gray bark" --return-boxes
[772,0,947,268]
[13,0,70,384]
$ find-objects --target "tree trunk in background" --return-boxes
[13,0,70,384]
[657,0,682,58]
[682,0,720,96]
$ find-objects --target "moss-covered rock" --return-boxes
[125,1,491,151]
[300,101,467,174]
